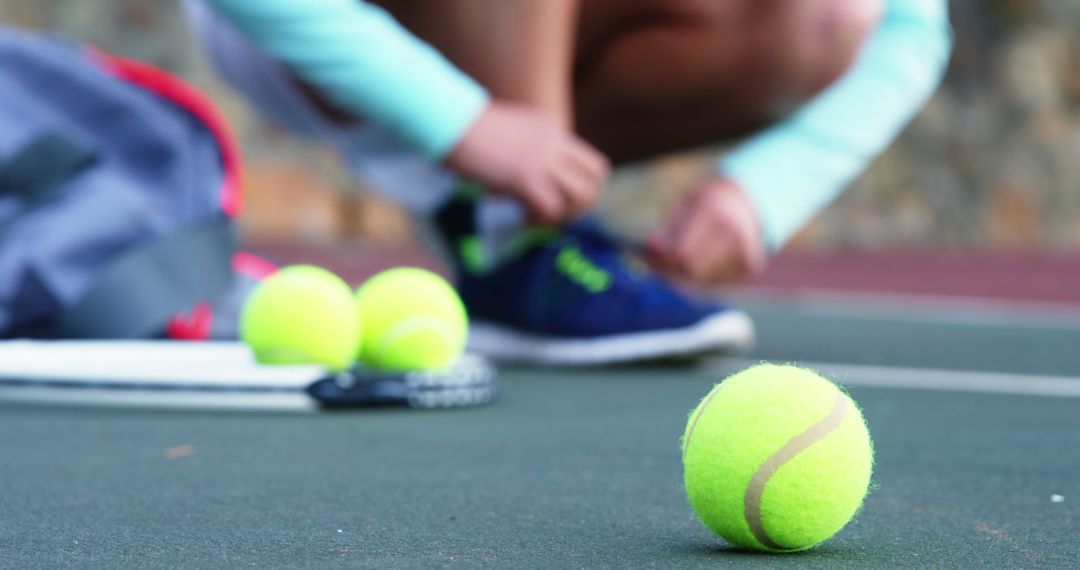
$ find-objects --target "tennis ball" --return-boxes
[682,364,873,552]
[354,267,467,371]
[240,265,360,371]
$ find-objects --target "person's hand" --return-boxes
[646,178,767,285]
[445,101,610,225]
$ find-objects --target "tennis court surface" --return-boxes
[1,252,1077,568]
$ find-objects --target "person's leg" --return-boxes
[573,0,885,164]
[190,0,880,364]
[371,0,884,364]
[369,0,579,126]
[373,0,882,164]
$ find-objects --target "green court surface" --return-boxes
[1,295,1078,568]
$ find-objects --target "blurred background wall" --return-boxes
[2,0,1078,253]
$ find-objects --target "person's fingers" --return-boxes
[642,193,697,276]
[668,206,716,281]
[551,157,601,216]
[692,220,767,284]
[644,234,667,258]
[722,223,767,282]
[543,137,609,220]
[522,175,567,225]
[568,138,610,183]
[641,235,673,275]
[661,189,707,252]
[551,175,591,218]
[704,243,745,283]
[646,178,770,285]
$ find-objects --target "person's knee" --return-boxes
[572,0,884,159]
[578,0,884,108]
[782,0,884,99]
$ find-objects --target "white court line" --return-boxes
[708,358,1080,399]
[730,288,1080,330]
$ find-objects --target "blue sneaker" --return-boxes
[436,201,753,365]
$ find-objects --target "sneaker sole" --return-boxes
[467,311,755,366]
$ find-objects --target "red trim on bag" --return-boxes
[164,253,276,341]
[87,48,244,217]
[166,302,214,341]
[232,251,279,281]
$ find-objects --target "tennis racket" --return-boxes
[0,340,497,412]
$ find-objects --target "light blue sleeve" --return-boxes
[720,0,953,250]
[203,0,489,159]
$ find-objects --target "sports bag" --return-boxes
[0,25,252,339]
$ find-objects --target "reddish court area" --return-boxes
[743,251,1080,304]
[250,242,1080,306]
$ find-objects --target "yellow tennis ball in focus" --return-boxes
[355,267,467,371]
[240,265,360,371]
[682,364,874,552]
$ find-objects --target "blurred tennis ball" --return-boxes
[240,265,360,371]
[355,267,467,371]
[682,364,873,552]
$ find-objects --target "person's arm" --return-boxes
[203,0,488,160]
[202,0,608,225]
[720,0,953,250]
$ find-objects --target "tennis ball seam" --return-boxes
[370,316,455,358]
[742,392,850,551]
[682,382,727,458]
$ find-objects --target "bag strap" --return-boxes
[53,219,236,339]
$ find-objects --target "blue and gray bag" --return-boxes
[0,25,252,340]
